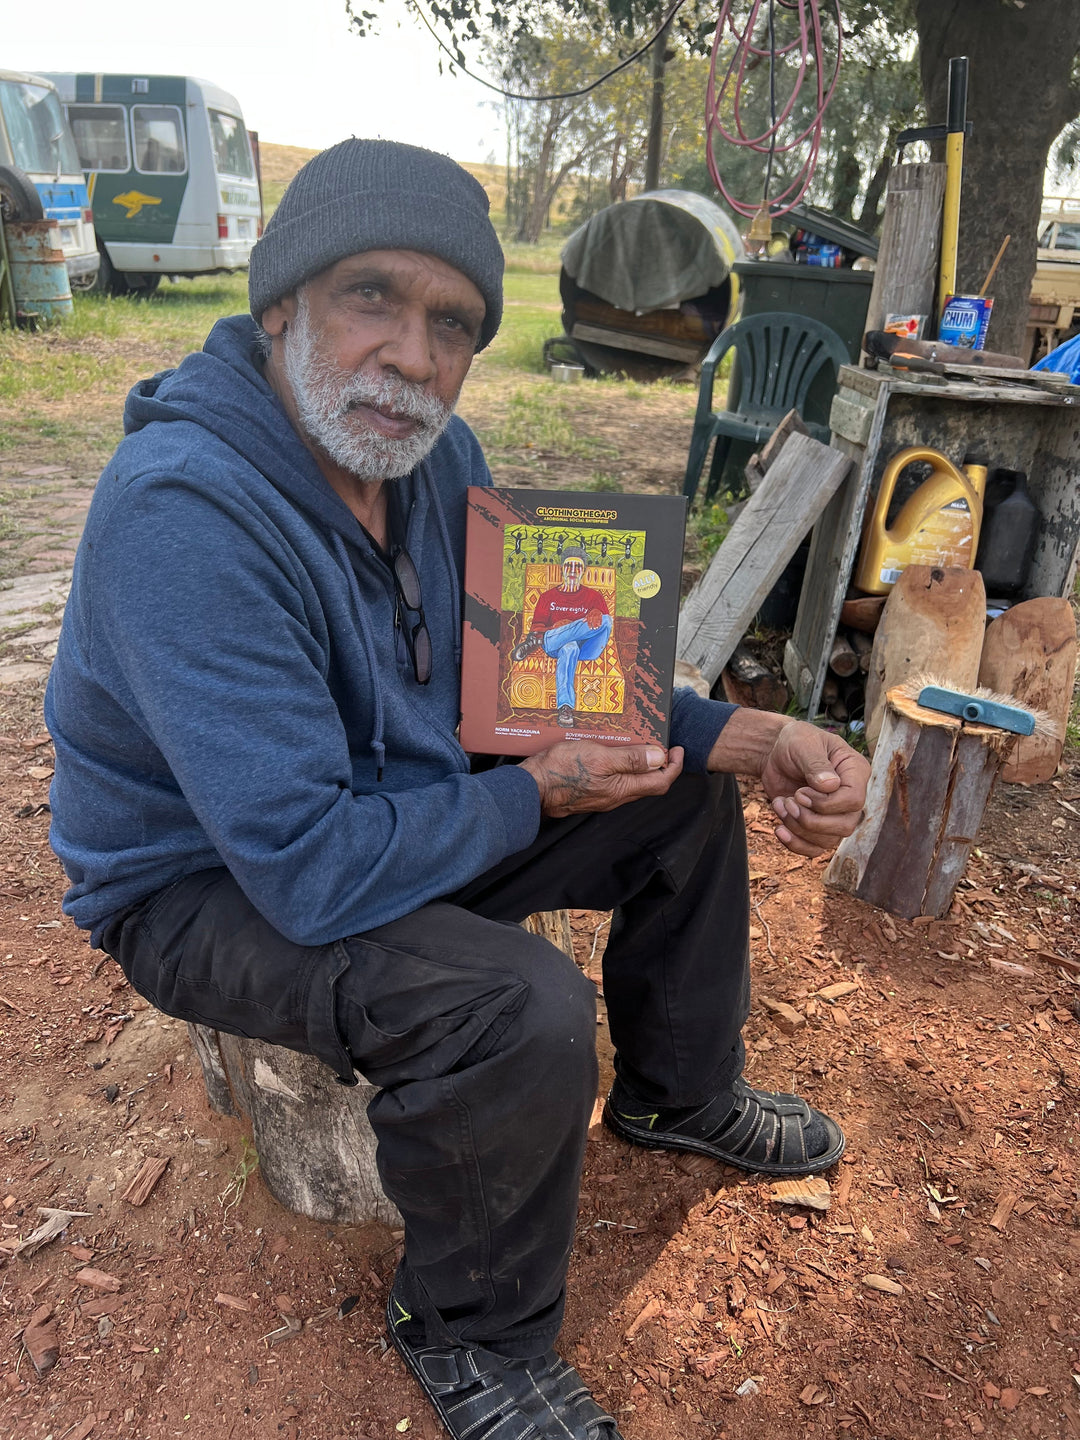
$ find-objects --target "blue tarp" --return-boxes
[1033,331,1080,383]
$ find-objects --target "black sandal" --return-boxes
[387,1291,622,1440]
[604,1074,845,1176]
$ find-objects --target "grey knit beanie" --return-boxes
[248,138,504,348]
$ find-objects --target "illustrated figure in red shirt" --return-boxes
[512,547,613,727]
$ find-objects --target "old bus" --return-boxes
[0,69,99,288]
[43,73,261,295]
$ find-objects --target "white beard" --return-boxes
[281,296,453,481]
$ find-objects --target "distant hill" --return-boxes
[258,142,507,222]
[258,142,320,187]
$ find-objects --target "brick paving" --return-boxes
[0,471,97,584]
[0,467,94,686]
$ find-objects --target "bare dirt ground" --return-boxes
[1,663,1077,1439]
[0,326,1078,1437]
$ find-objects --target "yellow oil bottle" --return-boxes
[854,447,986,595]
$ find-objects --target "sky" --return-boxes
[4,0,504,162]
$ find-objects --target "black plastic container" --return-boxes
[976,468,1040,596]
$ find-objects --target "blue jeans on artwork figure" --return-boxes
[542,614,613,710]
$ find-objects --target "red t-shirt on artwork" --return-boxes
[531,585,609,631]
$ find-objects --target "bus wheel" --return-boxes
[126,274,161,297]
[0,165,45,223]
[91,244,139,298]
[90,243,118,294]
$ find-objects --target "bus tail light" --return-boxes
[217,214,229,239]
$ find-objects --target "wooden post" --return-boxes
[824,687,1016,920]
[189,910,579,1225]
[863,163,947,340]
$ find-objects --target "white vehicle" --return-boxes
[0,69,99,288]
[1028,195,1080,362]
[43,73,261,295]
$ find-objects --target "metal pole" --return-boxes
[938,55,968,322]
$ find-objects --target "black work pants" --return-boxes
[100,771,750,1358]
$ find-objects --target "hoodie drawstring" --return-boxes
[331,532,387,782]
[422,463,462,667]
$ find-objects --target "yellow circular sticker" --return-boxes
[632,569,661,599]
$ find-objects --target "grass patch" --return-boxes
[480,385,613,462]
[0,274,250,472]
[501,237,564,275]
[685,499,731,567]
[481,269,562,376]
[219,1137,259,1218]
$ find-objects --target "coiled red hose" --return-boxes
[705,0,843,220]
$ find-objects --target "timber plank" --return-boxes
[677,433,851,685]
[570,322,701,362]
[863,162,945,341]
[785,376,887,713]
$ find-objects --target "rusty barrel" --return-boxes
[5,220,74,324]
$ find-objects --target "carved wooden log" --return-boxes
[824,686,1016,920]
[188,910,579,1225]
[978,597,1078,785]
[864,566,986,754]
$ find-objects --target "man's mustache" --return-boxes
[340,376,449,428]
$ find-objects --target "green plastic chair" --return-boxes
[682,311,850,503]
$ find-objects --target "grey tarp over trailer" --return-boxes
[559,189,745,380]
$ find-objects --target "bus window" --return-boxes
[66,104,129,173]
[132,105,186,173]
[209,109,254,179]
[0,79,81,177]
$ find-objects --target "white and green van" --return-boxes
[42,73,261,295]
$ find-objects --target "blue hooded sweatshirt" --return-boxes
[46,315,732,948]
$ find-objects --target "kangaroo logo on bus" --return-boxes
[112,190,163,220]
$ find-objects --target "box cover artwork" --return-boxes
[460,487,687,756]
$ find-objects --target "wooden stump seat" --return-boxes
[189,911,578,1225]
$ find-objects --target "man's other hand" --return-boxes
[586,608,604,630]
[760,722,869,858]
[521,742,684,818]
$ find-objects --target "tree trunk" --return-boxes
[830,149,863,223]
[912,0,1080,356]
[644,17,671,191]
[856,144,893,234]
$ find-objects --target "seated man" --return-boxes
[45,140,869,1440]
[512,546,613,726]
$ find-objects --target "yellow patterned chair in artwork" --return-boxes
[507,563,625,716]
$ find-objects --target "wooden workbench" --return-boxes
[784,362,1080,718]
